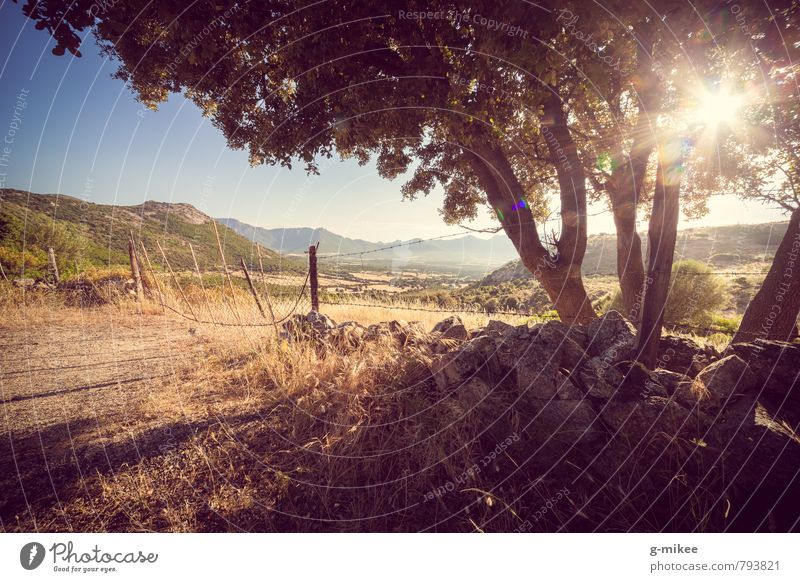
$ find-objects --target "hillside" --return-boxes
[481,222,787,285]
[219,218,520,272]
[0,189,300,280]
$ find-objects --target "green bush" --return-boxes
[601,260,728,328]
[665,260,728,327]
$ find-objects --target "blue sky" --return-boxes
[0,3,786,242]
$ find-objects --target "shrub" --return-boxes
[601,260,728,328]
[664,260,728,327]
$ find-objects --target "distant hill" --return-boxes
[481,222,788,285]
[0,190,300,279]
[218,218,520,273]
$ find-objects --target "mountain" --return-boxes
[481,222,788,285]
[218,218,520,272]
[0,189,299,279]
[217,219,382,256]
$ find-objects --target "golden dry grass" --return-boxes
[1,281,735,533]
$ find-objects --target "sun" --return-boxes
[690,87,745,129]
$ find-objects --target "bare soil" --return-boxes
[0,310,258,530]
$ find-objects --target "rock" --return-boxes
[600,397,701,442]
[672,380,699,409]
[453,377,493,411]
[431,315,468,345]
[441,323,468,341]
[494,333,562,399]
[327,321,366,349]
[691,355,758,412]
[728,340,800,419]
[281,311,336,341]
[652,368,691,394]
[430,336,499,391]
[432,315,465,335]
[585,311,636,365]
[13,278,35,288]
[484,319,517,337]
[658,335,719,377]
[614,360,668,400]
[515,399,602,464]
[708,395,800,531]
[364,322,393,342]
[578,356,625,399]
[555,371,584,400]
[307,310,336,335]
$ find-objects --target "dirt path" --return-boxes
[0,311,250,530]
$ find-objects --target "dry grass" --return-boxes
[2,282,737,533]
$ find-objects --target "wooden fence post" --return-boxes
[308,243,319,312]
[139,241,165,313]
[240,257,266,318]
[128,234,144,302]
[48,247,60,285]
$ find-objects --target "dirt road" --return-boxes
[0,311,241,530]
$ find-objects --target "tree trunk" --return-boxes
[636,140,682,369]
[606,26,660,323]
[468,134,596,325]
[733,207,800,343]
[538,262,596,325]
[612,195,647,322]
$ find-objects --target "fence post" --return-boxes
[240,257,266,318]
[48,247,60,285]
[139,241,165,314]
[128,234,144,302]
[308,243,319,312]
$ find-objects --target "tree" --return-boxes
[724,1,800,342]
[16,0,609,323]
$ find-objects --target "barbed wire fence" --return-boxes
[127,226,772,336]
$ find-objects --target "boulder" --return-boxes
[327,321,367,349]
[430,335,499,391]
[652,368,691,394]
[600,396,702,442]
[555,371,584,400]
[432,315,465,335]
[658,335,719,377]
[728,340,800,420]
[578,356,625,399]
[585,311,636,365]
[483,319,517,338]
[515,399,602,465]
[690,354,758,412]
[281,311,336,341]
[452,377,493,411]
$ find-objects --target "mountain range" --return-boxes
[218,217,519,273]
[1,190,787,282]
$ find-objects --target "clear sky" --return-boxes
[0,3,787,242]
